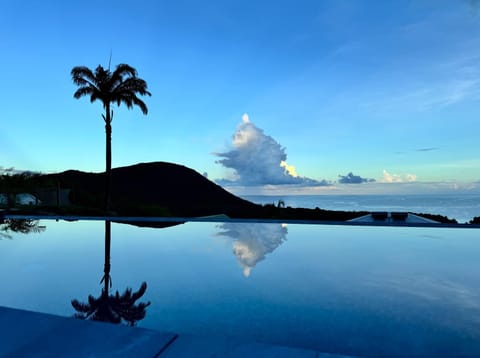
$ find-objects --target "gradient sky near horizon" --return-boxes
[1,0,479,195]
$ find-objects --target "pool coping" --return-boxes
[2,213,479,228]
[0,305,356,357]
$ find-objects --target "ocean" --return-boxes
[242,194,480,224]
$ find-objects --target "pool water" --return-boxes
[1,219,479,357]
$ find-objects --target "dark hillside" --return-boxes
[45,162,258,216]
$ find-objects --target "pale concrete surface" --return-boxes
[0,306,177,357]
[348,212,439,224]
[0,306,359,357]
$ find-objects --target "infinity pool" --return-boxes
[1,219,479,357]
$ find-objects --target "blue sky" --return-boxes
[1,0,479,195]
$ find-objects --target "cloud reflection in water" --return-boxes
[216,222,288,277]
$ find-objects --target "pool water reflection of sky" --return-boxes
[1,219,480,357]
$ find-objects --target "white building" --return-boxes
[16,193,41,206]
[0,193,41,206]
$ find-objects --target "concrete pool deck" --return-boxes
[0,306,357,357]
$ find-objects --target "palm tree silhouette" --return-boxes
[71,221,150,326]
[71,64,151,211]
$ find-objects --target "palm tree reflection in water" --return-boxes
[71,221,150,326]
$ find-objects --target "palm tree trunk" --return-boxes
[104,104,112,212]
[103,220,111,297]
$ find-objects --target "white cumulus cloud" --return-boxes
[215,114,328,186]
[382,170,417,183]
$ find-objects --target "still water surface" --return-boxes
[1,219,479,357]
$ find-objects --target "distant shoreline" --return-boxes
[242,193,480,224]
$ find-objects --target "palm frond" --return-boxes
[130,96,149,115]
[73,86,95,99]
[71,66,96,86]
[117,77,151,95]
[111,91,149,114]
[112,64,137,79]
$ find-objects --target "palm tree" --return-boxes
[71,64,151,211]
[71,221,150,326]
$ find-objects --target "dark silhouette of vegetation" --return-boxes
[470,216,480,224]
[414,212,457,224]
[0,171,41,208]
[256,204,369,222]
[71,64,151,212]
[0,219,45,239]
[71,221,150,326]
